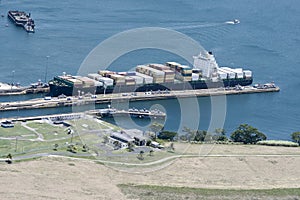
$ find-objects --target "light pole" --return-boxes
[44,56,50,84]
[11,70,15,92]
[15,136,18,152]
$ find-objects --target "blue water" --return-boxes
[1,0,300,140]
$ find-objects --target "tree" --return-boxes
[194,130,207,142]
[53,143,59,151]
[213,128,228,141]
[113,141,119,150]
[103,135,109,144]
[291,132,300,144]
[6,153,12,164]
[138,150,144,160]
[67,144,77,153]
[127,141,134,152]
[149,122,164,140]
[230,124,266,144]
[157,131,177,141]
[82,144,89,152]
[149,149,154,156]
[182,127,196,142]
[170,142,175,151]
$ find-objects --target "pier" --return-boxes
[0,86,280,112]
[87,107,166,119]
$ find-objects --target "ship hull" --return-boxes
[49,78,253,97]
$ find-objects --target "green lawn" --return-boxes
[0,123,35,138]
[26,122,67,140]
[68,118,111,132]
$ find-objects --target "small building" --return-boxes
[1,120,14,128]
[124,129,147,146]
[109,131,135,149]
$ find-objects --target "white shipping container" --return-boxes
[243,70,252,77]
[92,80,104,87]
[219,68,235,79]
[97,77,114,86]
[191,73,200,81]
[221,67,243,79]
[217,71,228,79]
[129,76,144,85]
[136,72,153,84]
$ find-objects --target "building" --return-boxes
[109,131,135,149]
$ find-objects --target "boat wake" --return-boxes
[167,22,225,30]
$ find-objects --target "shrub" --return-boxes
[257,140,299,147]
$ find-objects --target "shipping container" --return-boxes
[243,70,252,78]
[219,67,235,79]
[97,77,114,86]
[129,75,144,85]
[149,63,170,71]
[98,70,115,77]
[191,73,200,81]
[135,72,153,84]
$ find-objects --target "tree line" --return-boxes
[151,122,300,145]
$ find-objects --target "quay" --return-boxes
[0,108,166,122]
[0,86,280,112]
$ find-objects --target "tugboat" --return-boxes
[7,10,35,33]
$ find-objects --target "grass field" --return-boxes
[0,117,113,158]
[118,184,300,200]
[0,123,35,138]
[26,122,67,140]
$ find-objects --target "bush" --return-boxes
[257,140,299,147]
[291,132,300,144]
[158,131,177,141]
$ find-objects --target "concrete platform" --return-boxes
[0,86,280,112]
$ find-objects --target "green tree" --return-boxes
[158,131,177,141]
[182,127,196,142]
[149,149,154,156]
[103,135,109,144]
[149,122,164,140]
[138,150,144,160]
[127,141,134,152]
[230,124,266,144]
[6,153,12,164]
[213,128,228,141]
[170,142,175,151]
[194,130,207,142]
[291,132,300,144]
[82,144,89,152]
[53,143,59,151]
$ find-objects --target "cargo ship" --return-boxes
[7,10,35,33]
[48,51,253,97]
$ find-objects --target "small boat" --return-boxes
[226,19,240,25]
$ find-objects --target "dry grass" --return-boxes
[0,144,300,199]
